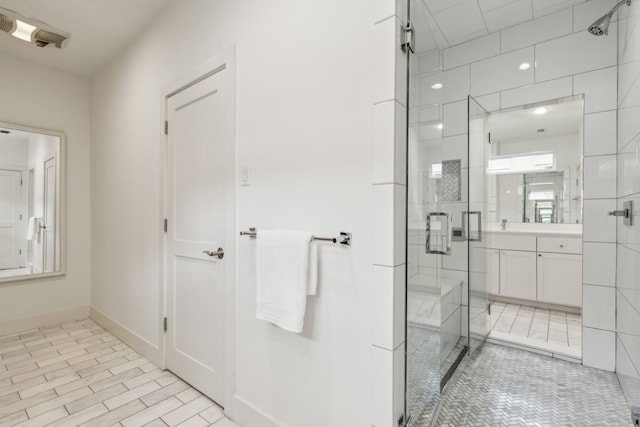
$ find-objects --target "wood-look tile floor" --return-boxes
[0,318,240,427]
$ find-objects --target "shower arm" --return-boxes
[608,0,631,17]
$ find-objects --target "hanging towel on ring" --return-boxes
[256,229,318,333]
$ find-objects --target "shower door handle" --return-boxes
[462,211,482,242]
[426,212,452,255]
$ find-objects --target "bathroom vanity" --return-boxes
[487,227,582,308]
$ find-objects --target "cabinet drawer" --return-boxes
[488,234,536,251]
[537,237,582,254]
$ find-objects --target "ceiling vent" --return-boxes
[0,7,69,49]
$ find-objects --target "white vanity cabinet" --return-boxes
[536,237,582,307]
[500,250,537,300]
[487,232,582,308]
[488,234,538,300]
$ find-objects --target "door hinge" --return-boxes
[19,249,21,255]
[19,214,22,220]
[163,317,168,333]
[20,178,23,186]
[164,218,168,233]
[488,303,491,315]
[164,120,168,135]
[401,22,415,54]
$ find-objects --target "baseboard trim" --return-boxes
[0,306,90,337]
[89,306,161,367]
[225,393,286,427]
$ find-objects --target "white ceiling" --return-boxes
[0,0,171,77]
[414,0,588,51]
[0,0,591,77]
[489,99,583,143]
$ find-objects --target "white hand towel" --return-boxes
[256,230,316,333]
[307,242,318,296]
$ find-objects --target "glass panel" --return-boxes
[404,0,441,424]
[404,1,468,424]
[467,96,491,354]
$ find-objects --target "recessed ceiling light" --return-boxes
[519,62,531,70]
[431,83,443,90]
[534,107,547,115]
[436,123,443,130]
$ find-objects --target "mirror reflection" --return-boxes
[0,123,63,281]
[487,97,583,225]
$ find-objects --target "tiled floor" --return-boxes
[489,301,581,359]
[0,318,239,427]
[435,342,629,426]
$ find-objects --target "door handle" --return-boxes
[203,248,224,259]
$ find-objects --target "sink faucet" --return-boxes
[501,219,507,230]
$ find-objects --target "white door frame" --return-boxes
[159,48,237,410]
[43,156,56,273]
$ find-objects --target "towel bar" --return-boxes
[240,228,352,246]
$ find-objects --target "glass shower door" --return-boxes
[467,95,491,353]
[404,0,471,424]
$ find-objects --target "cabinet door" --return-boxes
[537,252,582,307]
[487,249,500,295]
[500,250,537,300]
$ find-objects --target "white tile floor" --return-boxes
[0,318,240,427]
[489,301,581,359]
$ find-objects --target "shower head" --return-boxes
[588,0,631,36]
[588,12,613,36]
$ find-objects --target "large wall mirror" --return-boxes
[0,122,65,283]
[487,96,584,225]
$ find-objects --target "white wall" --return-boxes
[91,1,374,426]
[0,53,91,331]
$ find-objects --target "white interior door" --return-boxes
[43,158,56,273]
[0,169,22,269]
[166,70,228,404]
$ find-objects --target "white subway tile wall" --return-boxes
[583,327,616,371]
[372,3,407,424]
[582,242,616,287]
[583,111,617,156]
[616,0,640,406]
[582,285,616,330]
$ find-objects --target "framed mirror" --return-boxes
[487,96,584,225]
[0,121,65,283]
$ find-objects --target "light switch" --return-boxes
[241,164,250,186]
